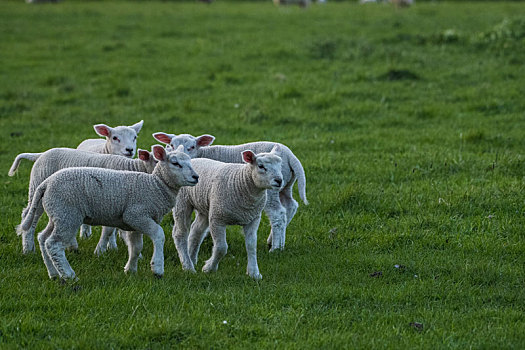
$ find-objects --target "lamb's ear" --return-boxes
[196,134,215,148]
[152,145,167,162]
[152,132,173,145]
[138,149,150,161]
[131,120,144,134]
[270,144,282,156]
[242,150,257,164]
[94,124,112,137]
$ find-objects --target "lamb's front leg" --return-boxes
[172,207,196,272]
[243,216,263,280]
[202,223,227,274]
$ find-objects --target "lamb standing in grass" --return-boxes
[172,146,283,279]
[19,145,199,280]
[153,132,307,252]
[10,148,157,254]
[77,120,144,241]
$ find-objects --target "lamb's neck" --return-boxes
[234,166,266,202]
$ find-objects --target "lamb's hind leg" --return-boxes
[79,224,92,239]
[188,212,209,267]
[123,231,143,274]
[37,221,58,279]
[94,226,117,255]
[264,190,287,252]
[21,204,45,254]
[45,219,80,280]
[202,223,227,274]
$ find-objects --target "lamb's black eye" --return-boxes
[133,136,137,141]
[113,136,120,142]
[172,162,182,168]
[189,146,195,150]
[258,164,266,170]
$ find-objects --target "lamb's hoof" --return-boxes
[94,247,105,256]
[107,242,118,251]
[248,273,263,280]
[267,242,272,250]
[59,276,79,284]
[202,263,217,274]
[153,273,163,279]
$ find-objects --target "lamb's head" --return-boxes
[94,120,144,158]
[152,145,199,188]
[137,149,158,173]
[243,145,283,190]
[152,132,215,158]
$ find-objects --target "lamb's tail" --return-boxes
[18,181,47,234]
[8,152,42,176]
[287,149,308,205]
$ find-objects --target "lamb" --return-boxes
[9,147,157,254]
[77,120,144,240]
[172,146,283,280]
[153,132,307,252]
[77,120,144,158]
[19,145,199,280]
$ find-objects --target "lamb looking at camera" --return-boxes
[9,147,157,254]
[19,145,198,280]
[172,146,283,280]
[77,120,144,158]
[77,120,144,240]
[153,132,307,252]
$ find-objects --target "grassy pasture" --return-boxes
[1,1,525,348]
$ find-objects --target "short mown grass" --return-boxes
[1,1,524,348]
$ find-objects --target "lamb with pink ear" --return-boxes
[153,132,307,252]
[19,145,199,281]
[9,147,158,254]
[172,146,283,280]
[76,120,143,241]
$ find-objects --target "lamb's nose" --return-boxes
[126,148,134,153]
[275,178,282,186]
[192,175,199,181]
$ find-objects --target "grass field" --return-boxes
[1,0,525,348]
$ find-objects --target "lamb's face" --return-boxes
[107,126,139,158]
[165,150,199,187]
[94,121,143,158]
[245,151,283,190]
[167,134,200,158]
[153,132,215,158]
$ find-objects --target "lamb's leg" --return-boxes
[45,220,79,280]
[94,226,117,255]
[106,228,118,250]
[172,206,196,272]
[124,231,143,274]
[202,223,227,274]
[188,212,209,266]
[243,216,263,280]
[264,190,287,252]
[21,204,45,254]
[126,214,165,277]
[280,185,298,227]
[37,221,58,279]
[79,224,92,239]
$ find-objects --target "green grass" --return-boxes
[1,1,525,348]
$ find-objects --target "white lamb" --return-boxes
[153,132,307,251]
[19,145,199,280]
[77,120,144,240]
[9,148,157,254]
[173,146,283,280]
[77,120,144,158]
